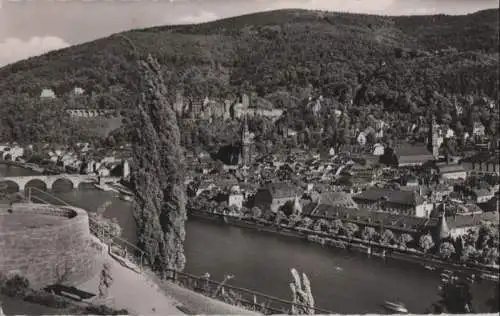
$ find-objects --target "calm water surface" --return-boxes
[1,164,497,314]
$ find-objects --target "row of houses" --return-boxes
[0,144,24,161]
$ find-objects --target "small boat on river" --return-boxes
[423,265,436,271]
[94,183,116,192]
[119,194,133,202]
[382,301,408,313]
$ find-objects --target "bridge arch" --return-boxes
[2,174,97,192]
[2,153,13,161]
[25,179,47,191]
[51,178,75,192]
[0,180,20,193]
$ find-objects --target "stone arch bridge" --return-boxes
[1,174,97,191]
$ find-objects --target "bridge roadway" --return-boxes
[1,174,98,191]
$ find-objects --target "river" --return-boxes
[1,164,497,314]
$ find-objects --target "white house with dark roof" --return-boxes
[472,122,486,136]
[40,88,56,99]
[461,153,499,175]
[372,143,385,156]
[435,163,467,180]
[381,144,434,167]
[471,188,495,204]
[227,185,244,210]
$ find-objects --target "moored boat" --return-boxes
[480,273,499,282]
[119,194,133,202]
[94,183,116,192]
[117,187,134,197]
[423,265,436,271]
[382,301,408,313]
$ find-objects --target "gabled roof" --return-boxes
[319,192,358,209]
[428,212,499,229]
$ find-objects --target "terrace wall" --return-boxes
[0,203,94,289]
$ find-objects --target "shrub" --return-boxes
[81,304,129,315]
[0,274,30,298]
[24,290,69,308]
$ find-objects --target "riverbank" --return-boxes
[188,210,499,278]
[0,160,44,173]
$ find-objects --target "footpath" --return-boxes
[77,237,183,315]
[78,235,261,315]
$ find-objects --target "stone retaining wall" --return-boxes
[0,203,94,289]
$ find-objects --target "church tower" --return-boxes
[241,115,252,167]
[429,115,440,160]
[437,207,450,242]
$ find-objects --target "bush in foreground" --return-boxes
[0,273,129,315]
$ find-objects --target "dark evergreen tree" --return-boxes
[429,273,474,314]
[130,54,187,274]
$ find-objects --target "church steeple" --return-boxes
[429,115,439,160]
[241,115,252,167]
[293,195,302,215]
[438,205,450,241]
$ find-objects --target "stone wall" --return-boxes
[0,203,94,289]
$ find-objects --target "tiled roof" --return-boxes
[353,188,425,206]
[472,188,493,197]
[399,155,433,165]
[309,205,429,233]
[319,192,358,208]
[461,153,500,164]
[437,164,466,173]
[267,182,300,199]
[395,144,431,157]
[428,212,499,229]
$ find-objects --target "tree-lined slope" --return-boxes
[0,8,497,145]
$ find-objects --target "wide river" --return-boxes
[1,164,497,314]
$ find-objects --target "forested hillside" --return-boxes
[0,8,498,148]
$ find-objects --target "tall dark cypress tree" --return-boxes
[130,54,186,273]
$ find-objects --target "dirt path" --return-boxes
[77,238,184,315]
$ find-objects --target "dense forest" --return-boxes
[0,9,498,149]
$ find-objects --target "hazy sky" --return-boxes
[0,0,498,67]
